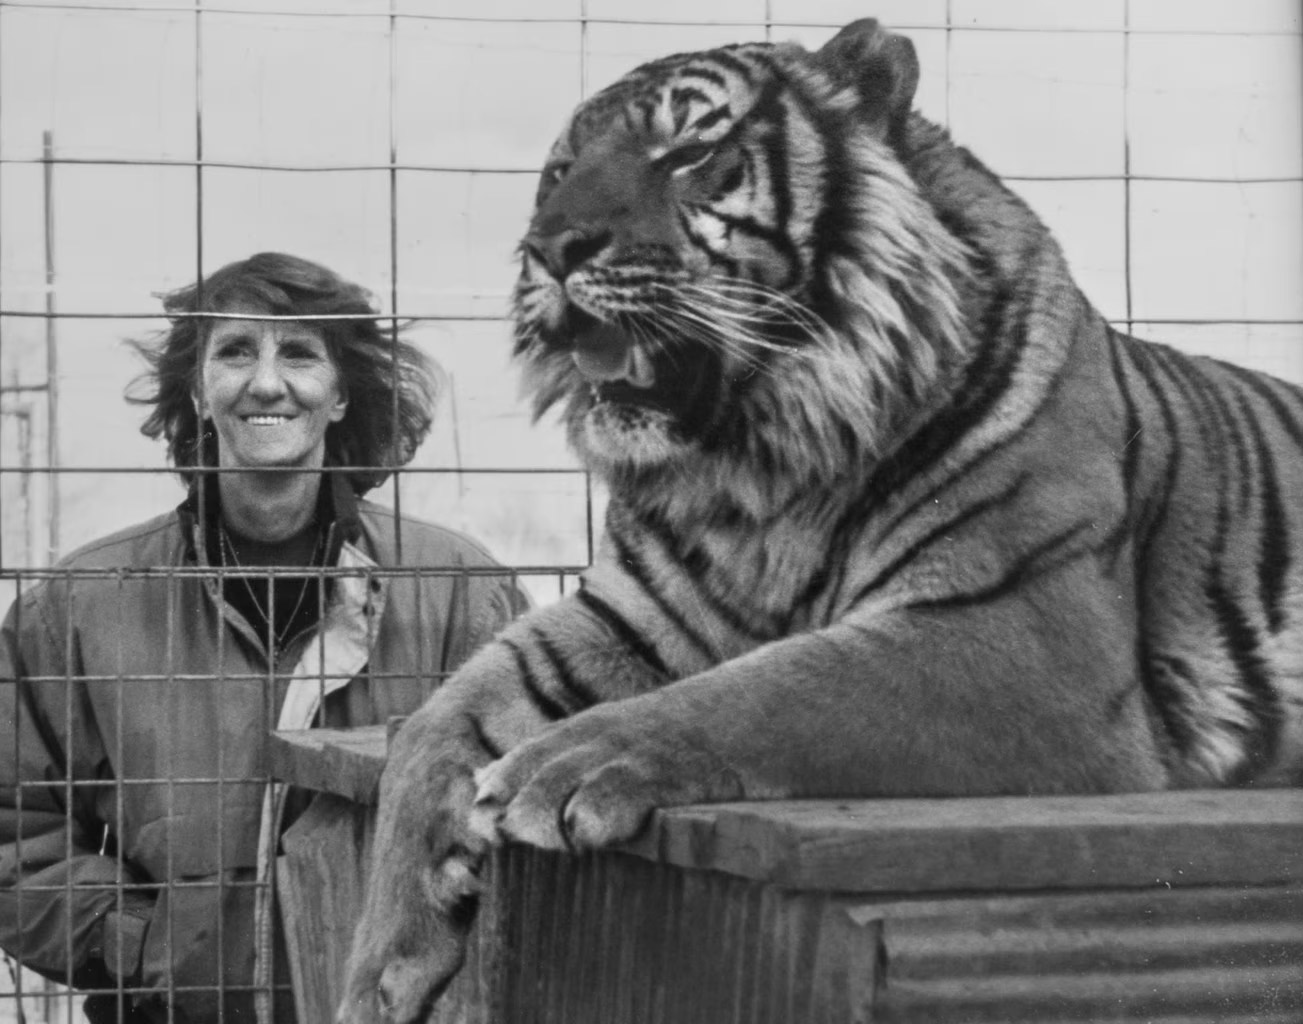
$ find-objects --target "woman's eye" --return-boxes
[212,340,254,361]
[658,142,715,174]
[280,341,323,361]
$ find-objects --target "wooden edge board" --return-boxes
[624,791,1303,891]
[270,726,1303,893]
[270,725,388,805]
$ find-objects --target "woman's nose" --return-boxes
[248,348,288,398]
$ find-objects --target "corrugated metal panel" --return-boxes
[875,887,1303,1022]
[491,848,881,1024]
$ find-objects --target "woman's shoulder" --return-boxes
[54,510,186,570]
[353,501,507,568]
[8,512,187,629]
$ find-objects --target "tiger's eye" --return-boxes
[658,142,715,174]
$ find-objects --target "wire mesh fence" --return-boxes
[1,0,1300,1021]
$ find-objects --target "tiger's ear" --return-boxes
[815,19,919,143]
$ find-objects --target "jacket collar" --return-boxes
[178,467,363,567]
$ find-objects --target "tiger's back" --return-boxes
[829,301,1303,788]
[838,115,1303,786]
[1101,329,1303,785]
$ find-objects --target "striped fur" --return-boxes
[341,20,1303,1023]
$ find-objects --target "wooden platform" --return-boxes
[271,726,1303,1023]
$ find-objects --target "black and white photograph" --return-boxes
[2,2,1301,1022]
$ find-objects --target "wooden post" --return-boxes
[271,728,1303,1023]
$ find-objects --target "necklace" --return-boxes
[217,520,324,655]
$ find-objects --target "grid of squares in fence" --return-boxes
[0,1,1300,1021]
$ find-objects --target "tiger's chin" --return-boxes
[572,397,691,474]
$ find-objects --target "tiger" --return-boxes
[339,18,1303,1024]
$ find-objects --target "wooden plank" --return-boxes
[269,727,1303,892]
[278,794,374,1024]
[625,790,1303,892]
[269,725,387,804]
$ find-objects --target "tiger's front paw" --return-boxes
[471,708,742,851]
[472,729,663,851]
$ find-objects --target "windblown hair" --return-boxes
[128,251,437,495]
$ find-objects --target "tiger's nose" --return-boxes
[523,226,614,281]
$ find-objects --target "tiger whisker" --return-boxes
[683,282,829,341]
[679,292,825,343]
[693,278,825,320]
[667,297,818,365]
[655,306,775,371]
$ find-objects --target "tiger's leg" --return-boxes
[338,693,488,1024]
[338,598,666,1024]
[473,558,1174,852]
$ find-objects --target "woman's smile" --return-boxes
[243,414,296,425]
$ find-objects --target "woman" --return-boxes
[0,253,529,1023]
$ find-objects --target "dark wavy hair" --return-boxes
[128,252,437,495]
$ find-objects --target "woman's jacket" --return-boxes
[0,482,528,1022]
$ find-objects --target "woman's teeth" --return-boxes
[245,415,290,425]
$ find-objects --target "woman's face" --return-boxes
[197,305,347,471]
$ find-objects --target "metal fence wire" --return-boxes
[1,1,1301,1021]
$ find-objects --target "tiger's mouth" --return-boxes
[568,309,661,404]
[558,304,720,441]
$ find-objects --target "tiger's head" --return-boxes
[512,19,971,503]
